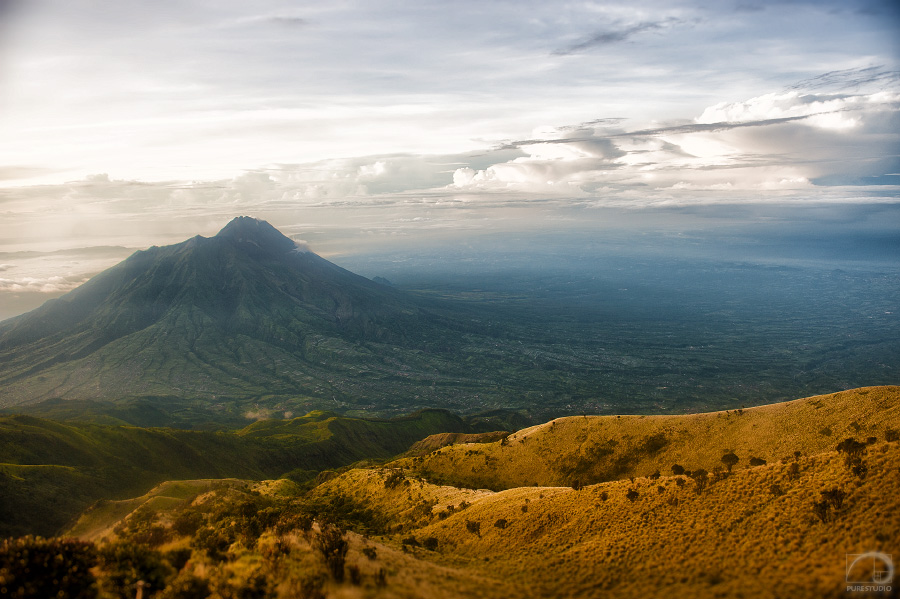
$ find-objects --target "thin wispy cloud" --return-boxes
[785,66,900,92]
[552,19,681,56]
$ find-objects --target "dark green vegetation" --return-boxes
[0,409,473,537]
[2,218,897,427]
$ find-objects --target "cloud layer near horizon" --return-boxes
[0,0,898,318]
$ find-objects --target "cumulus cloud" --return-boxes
[451,87,900,197]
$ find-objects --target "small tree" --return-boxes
[422,537,439,551]
[465,520,481,536]
[721,452,739,472]
[836,438,866,464]
[821,488,846,510]
[812,500,830,523]
[691,469,709,494]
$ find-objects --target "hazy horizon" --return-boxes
[1,0,898,318]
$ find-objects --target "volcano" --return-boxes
[0,217,443,412]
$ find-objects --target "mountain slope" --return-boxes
[50,387,899,599]
[0,408,470,537]
[0,217,443,410]
[307,442,898,598]
[392,386,900,490]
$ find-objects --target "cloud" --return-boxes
[452,87,900,198]
[786,66,900,93]
[0,274,89,293]
[552,19,682,55]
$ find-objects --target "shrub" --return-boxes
[721,452,739,472]
[158,572,211,599]
[422,537,439,551]
[625,489,639,502]
[821,488,846,510]
[787,462,800,481]
[275,511,313,536]
[465,520,481,536]
[172,510,204,537]
[97,541,173,598]
[812,500,830,523]
[671,464,685,476]
[769,484,784,497]
[0,536,98,599]
[493,519,508,530]
[691,470,709,494]
[375,568,388,588]
[191,526,234,560]
[401,536,420,548]
[837,437,866,461]
[383,470,405,489]
[885,428,899,443]
[314,524,349,583]
[749,457,767,467]
[362,546,377,560]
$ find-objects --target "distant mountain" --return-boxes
[0,217,447,414]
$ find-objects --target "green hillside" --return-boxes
[0,409,469,537]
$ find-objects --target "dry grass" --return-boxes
[60,387,900,598]
[320,442,899,598]
[391,386,900,490]
[307,386,900,598]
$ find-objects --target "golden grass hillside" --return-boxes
[405,431,510,457]
[43,387,899,599]
[310,436,899,598]
[390,386,900,490]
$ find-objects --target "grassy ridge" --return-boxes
[307,442,899,598]
[0,409,469,537]
[42,386,899,598]
[392,386,900,490]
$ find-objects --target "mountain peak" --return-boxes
[215,216,300,254]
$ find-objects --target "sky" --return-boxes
[0,0,899,318]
